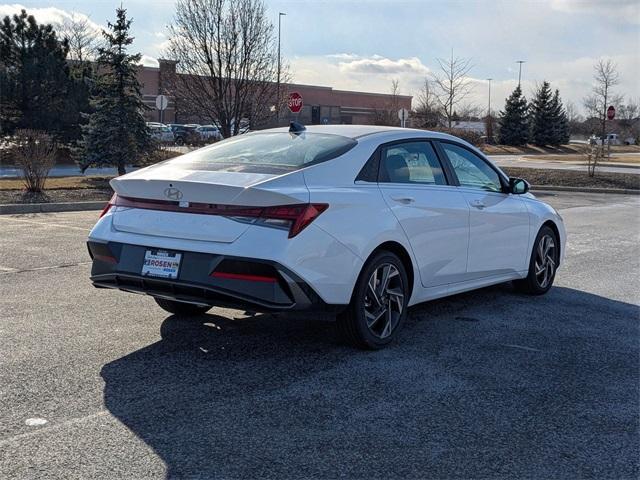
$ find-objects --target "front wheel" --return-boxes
[337,251,409,349]
[154,297,211,316]
[514,225,559,295]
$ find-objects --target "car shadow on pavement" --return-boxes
[101,285,639,479]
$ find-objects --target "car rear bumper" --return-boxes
[88,241,338,313]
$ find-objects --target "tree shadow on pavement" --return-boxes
[101,285,639,479]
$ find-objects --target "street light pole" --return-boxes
[486,78,492,117]
[486,78,493,143]
[276,12,286,125]
[516,60,526,87]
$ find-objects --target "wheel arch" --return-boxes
[541,220,561,264]
[362,241,415,302]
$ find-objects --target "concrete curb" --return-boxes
[531,185,640,195]
[0,201,106,215]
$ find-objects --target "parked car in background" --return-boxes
[146,123,175,144]
[169,124,200,146]
[196,125,223,142]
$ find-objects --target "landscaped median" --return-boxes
[1,167,639,215]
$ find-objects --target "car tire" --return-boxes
[514,225,559,295]
[337,251,409,349]
[154,297,211,316]
[175,137,185,146]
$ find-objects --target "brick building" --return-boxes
[139,59,412,126]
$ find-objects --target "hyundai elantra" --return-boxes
[88,124,565,348]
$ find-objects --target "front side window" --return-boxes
[440,143,502,192]
[164,132,357,174]
[379,141,446,185]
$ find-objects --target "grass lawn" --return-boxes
[502,167,640,191]
[521,153,640,164]
[482,144,640,156]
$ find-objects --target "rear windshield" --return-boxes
[166,132,357,174]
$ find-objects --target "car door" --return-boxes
[377,140,470,287]
[437,141,530,280]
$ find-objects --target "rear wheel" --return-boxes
[154,297,211,316]
[514,225,559,295]
[337,251,409,349]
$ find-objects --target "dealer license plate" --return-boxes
[142,250,182,279]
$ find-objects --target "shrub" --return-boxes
[11,130,57,192]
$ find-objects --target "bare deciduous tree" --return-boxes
[12,129,57,192]
[59,14,99,62]
[414,78,440,128]
[583,59,622,140]
[431,51,474,129]
[373,79,402,126]
[565,101,583,124]
[166,0,284,137]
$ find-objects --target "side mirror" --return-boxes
[509,177,530,194]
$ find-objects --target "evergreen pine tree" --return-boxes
[0,10,73,135]
[550,89,570,145]
[498,86,529,146]
[530,81,556,146]
[78,7,149,175]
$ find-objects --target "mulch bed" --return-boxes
[0,188,113,205]
[502,167,640,191]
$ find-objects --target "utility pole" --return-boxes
[276,12,286,125]
[516,60,526,87]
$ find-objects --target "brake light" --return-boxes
[111,195,328,238]
[262,204,329,238]
[99,194,117,218]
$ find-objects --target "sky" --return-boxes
[1,0,639,115]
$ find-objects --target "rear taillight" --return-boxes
[262,204,329,238]
[99,194,117,218]
[111,195,328,238]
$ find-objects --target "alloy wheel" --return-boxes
[534,234,556,289]
[363,263,405,339]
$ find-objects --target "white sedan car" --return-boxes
[88,124,565,349]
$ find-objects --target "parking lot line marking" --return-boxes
[0,216,91,232]
[502,344,543,352]
[0,411,110,447]
[0,261,92,276]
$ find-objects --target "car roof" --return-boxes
[264,124,463,141]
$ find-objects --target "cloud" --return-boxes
[339,56,430,76]
[549,0,640,23]
[291,54,431,96]
[140,55,159,67]
[0,4,104,35]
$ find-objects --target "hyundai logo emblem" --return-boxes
[164,187,183,200]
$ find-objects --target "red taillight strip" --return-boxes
[112,194,328,238]
[211,271,278,283]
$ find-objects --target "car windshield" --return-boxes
[165,132,357,174]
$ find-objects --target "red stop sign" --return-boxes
[607,105,615,120]
[288,92,303,113]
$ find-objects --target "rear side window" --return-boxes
[166,132,357,174]
[379,141,446,185]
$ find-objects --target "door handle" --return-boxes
[391,196,415,204]
[471,199,486,209]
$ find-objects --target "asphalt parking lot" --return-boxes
[1,191,638,479]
